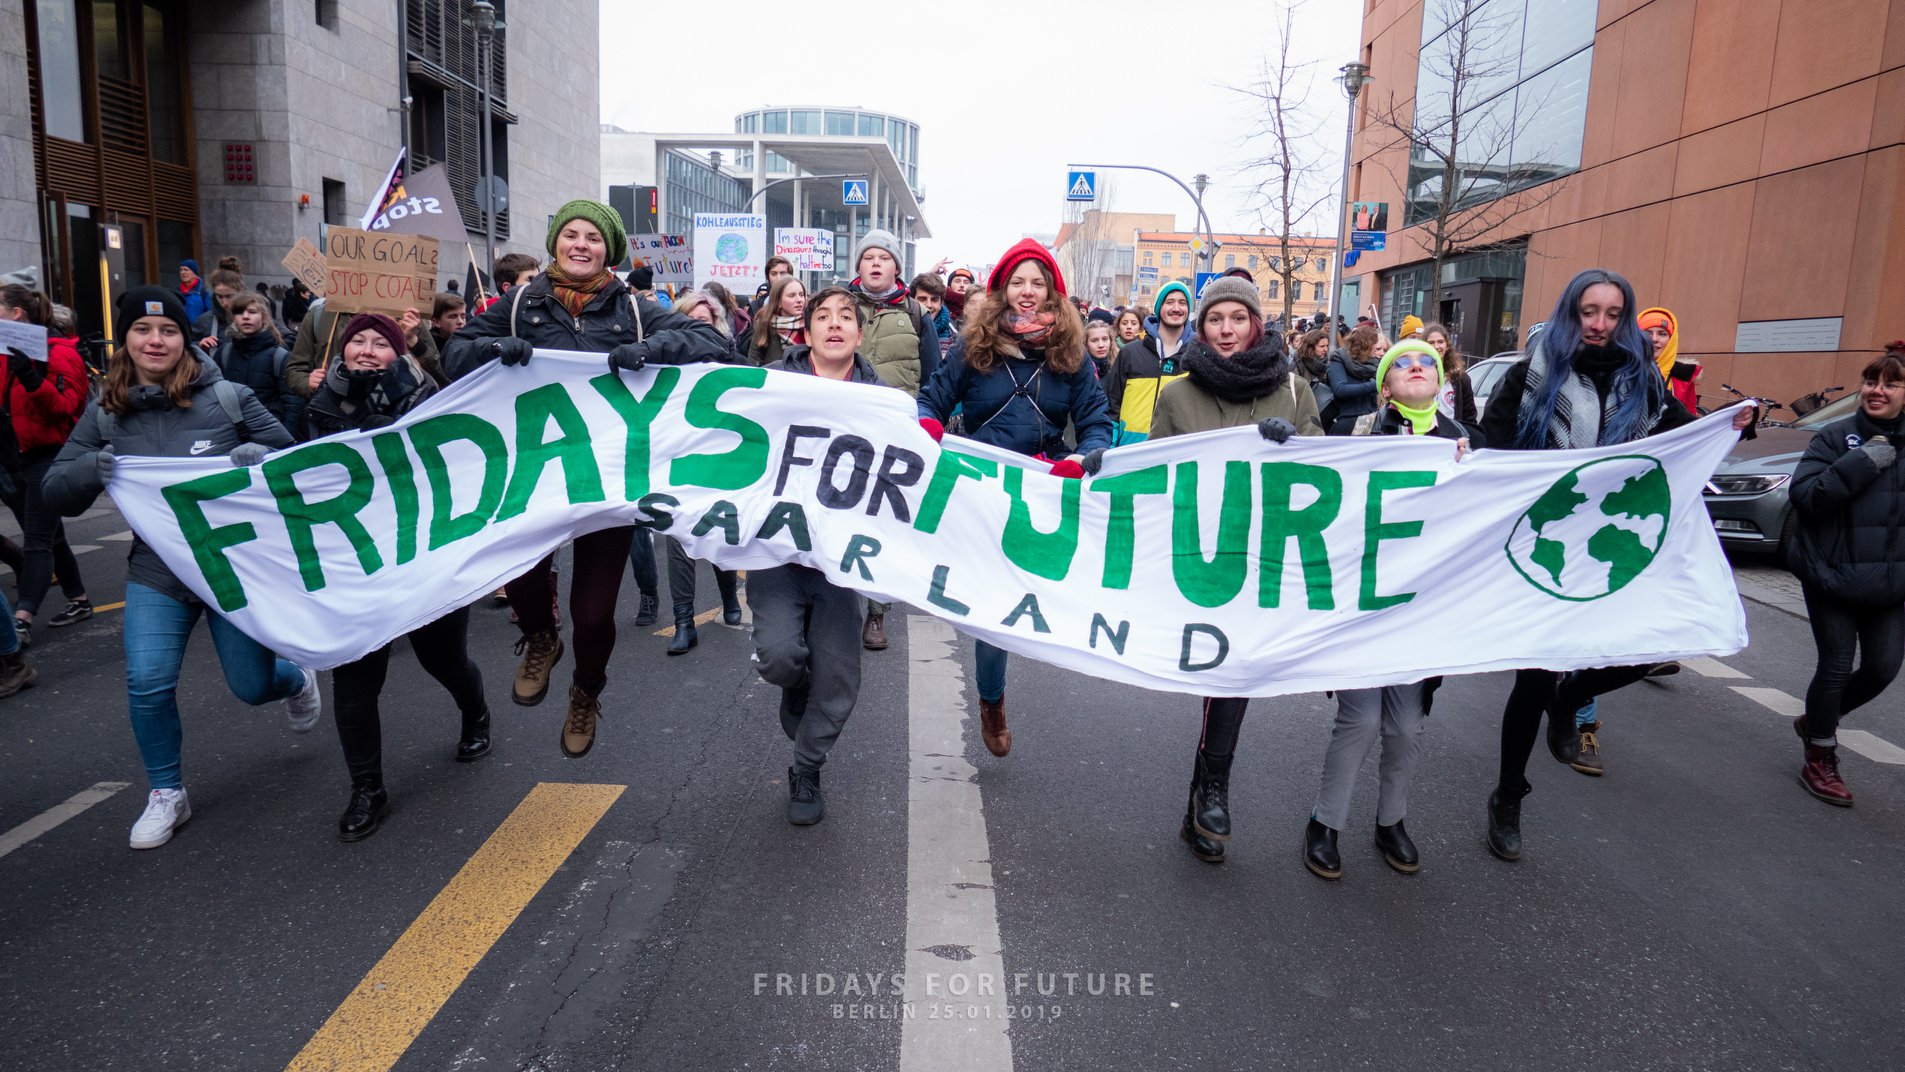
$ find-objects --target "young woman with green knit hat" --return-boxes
[443,197,732,759]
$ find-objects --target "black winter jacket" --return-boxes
[1788,411,1905,604]
[768,346,885,386]
[305,355,438,439]
[214,330,305,438]
[1479,357,1698,451]
[443,273,733,381]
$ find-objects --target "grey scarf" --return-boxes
[1517,340,1607,450]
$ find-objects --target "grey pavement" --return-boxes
[0,502,1901,1071]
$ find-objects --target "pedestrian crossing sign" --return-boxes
[842,180,869,206]
[1067,170,1097,202]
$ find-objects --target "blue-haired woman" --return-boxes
[1477,269,1754,862]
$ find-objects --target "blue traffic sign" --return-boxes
[842,180,869,206]
[1066,170,1097,202]
[1194,272,1222,298]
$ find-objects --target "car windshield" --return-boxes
[1792,391,1861,428]
[1469,359,1512,392]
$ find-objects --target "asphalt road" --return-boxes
[1,503,1902,1072]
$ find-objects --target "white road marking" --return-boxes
[0,782,133,860]
[1838,731,1905,766]
[1731,686,1805,718]
[1683,656,1748,679]
[900,616,1013,1072]
[100,530,136,542]
[67,544,99,555]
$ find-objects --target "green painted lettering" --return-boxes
[1000,593,1050,633]
[692,500,742,545]
[589,368,679,501]
[670,367,770,490]
[1172,460,1253,608]
[159,469,258,613]
[409,413,509,550]
[928,564,970,616]
[498,382,605,520]
[1259,462,1341,610]
[1089,614,1129,654]
[1179,623,1229,671]
[263,443,384,592]
[1002,467,1080,581]
[1088,465,1168,589]
[1359,470,1437,610]
[756,501,812,551]
[912,450,998,534]
[370,433,419,564]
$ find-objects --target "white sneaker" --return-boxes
[284,667,322,733]
[129,788,191,849]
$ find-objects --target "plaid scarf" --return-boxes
[543,263,613,320]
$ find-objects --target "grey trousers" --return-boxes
[1312,682,1430,830]
[749,564,864,772]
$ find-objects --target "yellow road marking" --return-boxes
[652,604,725,638]
[94,601,125,613]
[286,782,625,1072]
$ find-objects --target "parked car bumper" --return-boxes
[1702,486,1790,552]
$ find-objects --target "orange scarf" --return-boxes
[544,263,612,320]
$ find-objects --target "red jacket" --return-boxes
[8,335,89,454]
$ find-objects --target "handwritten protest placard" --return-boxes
[773,228,834,272]
[631,234,692,285]
[322,227,438,317]
[281,237,328,296]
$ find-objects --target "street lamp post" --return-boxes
[1327,61,1371,335]
[1192,173,1212,274]
[468,1,501,279]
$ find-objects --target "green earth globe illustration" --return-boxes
[1505,456,1671,601]
[715,234,749,264]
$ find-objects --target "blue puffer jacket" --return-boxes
[917,336,1114,457]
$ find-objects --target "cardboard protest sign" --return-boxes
[281,237,328,296]
[322,227,439,318]
[631,234,692,285]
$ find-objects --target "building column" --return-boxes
[752,139,765,216]
[655,143,667,233]
[868,169,881,236]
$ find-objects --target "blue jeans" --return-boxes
[1575,697,1598,728]
[123,582,305,790]
[0,585,16,656]
[975,639,1008,703]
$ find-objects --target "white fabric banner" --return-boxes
[103,355,1750,694]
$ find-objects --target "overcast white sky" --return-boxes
[598,0,1363,275]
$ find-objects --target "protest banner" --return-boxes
[322,227,439,318]
[280,237,328,296]
[362,164,471,245]
[358,149,407,230]
[631,234,693,286]
[103,359,1750,693]
[773,228,835,272]
[692,213,766,291]
[0,319,48,362]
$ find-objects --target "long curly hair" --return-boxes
[962,259,1083,375]
[1514,268,1663,449]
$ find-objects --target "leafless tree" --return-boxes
[1234,0,1337,326]
[1365,0,1576,318]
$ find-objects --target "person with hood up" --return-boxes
[944,267,977,334]
[918,238,1114,759]
[1641,307,1700,414]
[754,286,890,824]
[1303,339,1476,880]
[1477,268,1754,862]
[444,198,731,758]
[1139,276,1321,864]
[43,286,318,850]
[1785,341,1905,808]
[304,312,489,841]
[1103,280,1194,443]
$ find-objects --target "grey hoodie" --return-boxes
[44,359,293,604]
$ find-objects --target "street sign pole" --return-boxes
[1069,162,1214,281]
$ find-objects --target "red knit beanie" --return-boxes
[987,238,1067,297]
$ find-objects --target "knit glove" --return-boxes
[94,446,115,486]
[919,417,945,443]
[491,337,534,367]
[1080,448,1107,475]
[7,348,44,390]
[1049,458,1085,480]
[1860,436,1896,472]
[1257,417,1297,444]
[230,443,269,467]
[608,342,648,372]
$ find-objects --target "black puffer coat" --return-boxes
[443,273,733,381]
[305,354,437,439]
[1788,410,1905,604]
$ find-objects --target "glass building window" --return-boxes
[742,113,758,133]
[857,113,883,137]
[825,110,855,136]
[1142,251,1153,266]
[1266,280,1279,299]
[93,0,131,80]
[1224,254,1235,268]
[1247,255,1257,270]
[762,110,788,134]
[36,0,87,141]
[790,109,821,135]
[144,3,184,162]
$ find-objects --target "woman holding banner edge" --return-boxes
[1478,268,1755,862]
[443,198,730,759]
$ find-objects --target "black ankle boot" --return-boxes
[633,592,659,627]
[667,603,698,655]
[1487,784,1528,861]
[455,707,492,762]
[338,778,390,842]
[1546,677,1583,764]
[1179,804,1224,863]
[1304,818,1341,880]
[1190,751,1232,841]
[717,571,743,625]
[1375,819,1420,874]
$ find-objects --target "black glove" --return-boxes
[491,337,534,366]
[1257,417,1296,444]
[609,342,649,372]
[1080,448,1107,476]
[360,414,397,431]
[7,348,45,390]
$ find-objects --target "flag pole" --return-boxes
[466,242,489,303]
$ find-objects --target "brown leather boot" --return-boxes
[978,696,1011,757]
[512,628,564,706]
[1800,742,1853,806]
[0,649,37,699]
[561,686,601,758]
[861,611,888,651]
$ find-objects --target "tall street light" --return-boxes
[1327,61,1371,335]
[468,0,502,278]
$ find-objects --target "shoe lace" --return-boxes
[1578,730,1599,752]
[514,630,558,666]
[565,691,598,735]
[791,770,818,801]
[1202,779,1229,812]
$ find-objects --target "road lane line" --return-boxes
[1730,686,1805,718]
[1683,656,1748,679]
[100,530,135,541]
[0,782,132,860]
[67,544,99,555]
[651,592,753,637]
[1838,731,1905,766]
[900,615,1013,1072]
[286,782,624,1072]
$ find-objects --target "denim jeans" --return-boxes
[1801,582,1905,742]
[0,584,16,656]
[123,582,305,790]
[975,639,1008,703]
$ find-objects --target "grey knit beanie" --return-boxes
[855,228,904,272]
[1196,276,1261,322]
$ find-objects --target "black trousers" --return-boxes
[332,607,486,782]
[1497,665,1651,791]
[1802,583,1905,741]
[1197,697,1249,758]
